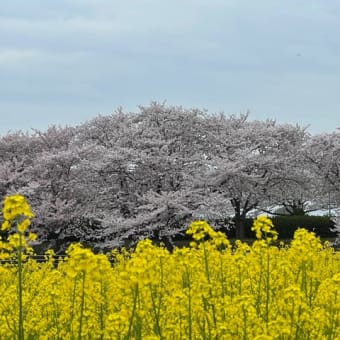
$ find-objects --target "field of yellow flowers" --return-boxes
[1,195,340,339]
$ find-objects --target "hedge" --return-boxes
[223,215,337,239]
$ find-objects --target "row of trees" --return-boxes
[0,103,339,252]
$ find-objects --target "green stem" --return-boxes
[18,232,24,340]
[242,305,247,340]
[203,243,217,331]
[69,279,78,335]
[52,293,61,339]
[255,255,263,315]
[265,250,270,324]
[125,284,138,340]
[185,266,192,340]
[149,284,162,338]
[78,271,86,340]
[99,278,105,340]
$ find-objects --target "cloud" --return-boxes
[0,48,40,65]
[0,16,126,52]
[1,1,338,65]
[0,0,339,135]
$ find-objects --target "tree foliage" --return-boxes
[0,103,338,252]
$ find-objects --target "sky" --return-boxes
[0,0,339,136]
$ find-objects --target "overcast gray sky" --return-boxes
[0,0,339,136]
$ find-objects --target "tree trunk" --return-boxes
[231,199,247,240]
[234,217,246,240]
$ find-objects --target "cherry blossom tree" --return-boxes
[0,103,338,250]
[304,131,340,209]
[202,118,309,238]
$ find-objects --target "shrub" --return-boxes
[224,215,337,239]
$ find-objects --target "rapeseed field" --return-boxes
[1,195,340,339]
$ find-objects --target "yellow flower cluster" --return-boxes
[1,194,34,230]
[1,197,340,338]
[1,194,36,260]
[186,220,231,248]
[251,215,278,243]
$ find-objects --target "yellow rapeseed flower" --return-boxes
[2,194,34,221]
[28,232,37,241]
[251,215,278,242]
[1,220,10,231]
[17,219,31,233]
[0,210,340,338]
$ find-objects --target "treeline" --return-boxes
[0,103,339,252]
